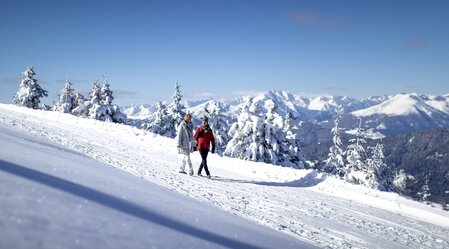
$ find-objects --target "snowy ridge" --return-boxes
[1,103,448,249]
[352,93,444,117]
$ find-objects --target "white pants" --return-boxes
[180,153,193,173]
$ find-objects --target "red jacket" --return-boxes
[194,126,215,150]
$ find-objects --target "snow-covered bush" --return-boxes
[393,169,415,194]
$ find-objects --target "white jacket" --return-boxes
[176,120,194,154]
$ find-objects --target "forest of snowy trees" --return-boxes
[12,66,401,194]
[14,67,126,123]
[322,107,394,191]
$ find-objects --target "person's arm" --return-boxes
[210,130,216,153]
[194,127,201,140]
[177,125,183,147]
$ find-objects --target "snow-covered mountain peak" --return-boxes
[122,104,155,119]
[185,97,214,108]
[352,93,436,117]
[308,95,358,112]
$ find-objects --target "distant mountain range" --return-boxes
[122,91,449,204]
[123,91,449,138]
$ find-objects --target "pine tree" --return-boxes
[53,77,76,113]
[225,98,306,167]
[13,66,48,109]
[71,93,87,117]
[100,75,114,105]
[205,102,231,155]
[150,100,174,136]
[89,77,126,123]
[75,77,126,123]
[417,174,431,203]
[281,112,306,168]
[261,100,282,164]
[366,143,393,190]
[224,97,263,161]
[325,106,345,176]
[344,118,368,184]
[168,82,185,137]
[88,79,103,118]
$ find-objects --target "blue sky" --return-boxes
[1,0,448,106]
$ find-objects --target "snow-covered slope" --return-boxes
[1,104,448,248]
[426,94,449,113]
[0,118,312,249]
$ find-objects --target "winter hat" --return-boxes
[202,116,209,123]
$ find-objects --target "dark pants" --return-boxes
[198,149,210,176]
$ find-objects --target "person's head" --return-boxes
[184,113,192,122]
[202,116,209,126]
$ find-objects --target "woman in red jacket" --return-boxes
[194,116,216,178]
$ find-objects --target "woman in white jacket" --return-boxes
[176,113,195,175]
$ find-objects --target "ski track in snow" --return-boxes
[1,104,448,249]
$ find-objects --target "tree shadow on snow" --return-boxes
[213,171,326,188]
[0,160,266,249]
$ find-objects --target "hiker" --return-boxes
[177,113,195,175]
[194,116,216,178]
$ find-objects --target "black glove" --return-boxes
[211,145,216,154]
[198,129,204,136]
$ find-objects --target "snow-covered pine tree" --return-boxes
[167,82,186,138]
[280,111,306,168]
[224,97,264,161]
[53,77,76,113]
[225,98,306,167]
[80,78,102,118]
[149,100,174,136]
[365,143,393,191]
[324,106,345,176]
[89,76,127,123]
[74,93,85,108]
[205,102,231,155]
[71,93,87,117]
[100,76,114,105]
[13,66,48,109]
[261,99,283,164]
[417,174,431,203]
[344,118,368,185]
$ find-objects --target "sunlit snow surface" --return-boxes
[1,104,448,249]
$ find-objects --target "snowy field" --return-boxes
[1,103,449,248]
